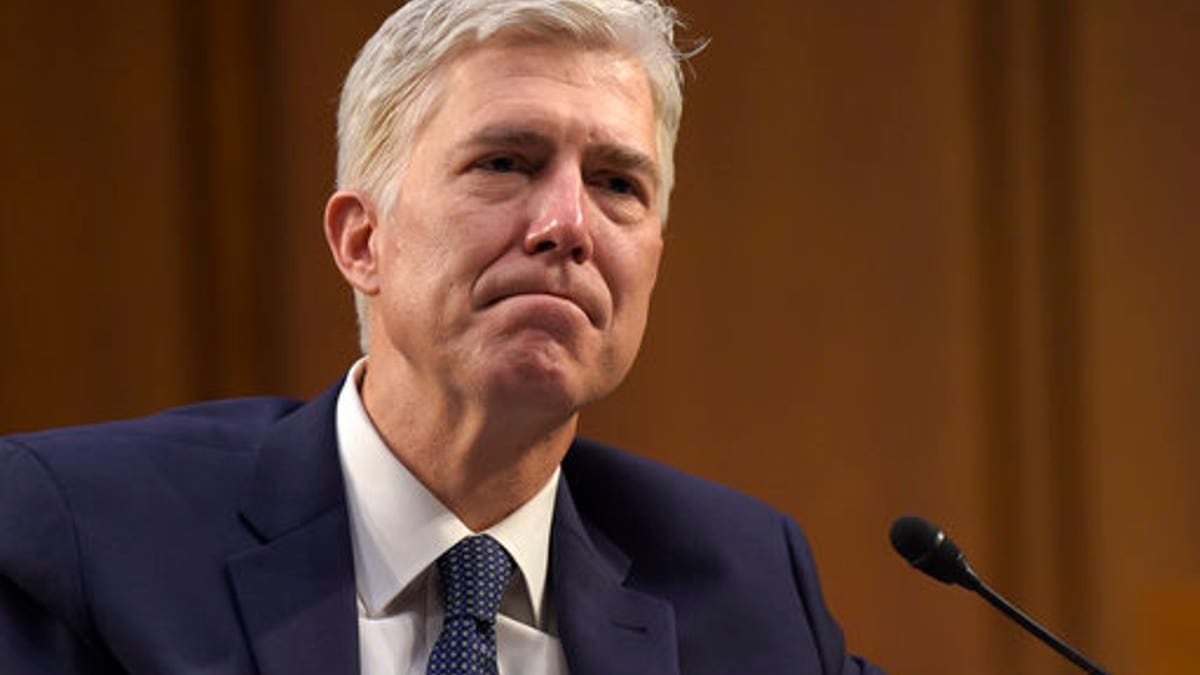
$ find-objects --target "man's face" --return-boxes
[365,38,664,418]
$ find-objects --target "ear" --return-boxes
[324,190,381,295]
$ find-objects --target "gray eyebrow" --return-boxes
[455,126,553,156]
[457,124,661,187]
[587,143,659,184]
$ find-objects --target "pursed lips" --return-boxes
[476,273,606,328]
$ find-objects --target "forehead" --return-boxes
[421,38,658,158]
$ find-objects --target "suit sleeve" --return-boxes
[0,438,123,674]
[782,517,888,675]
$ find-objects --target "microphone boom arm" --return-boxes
[971,573,1110,675]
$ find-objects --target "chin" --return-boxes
[486,357,581,411]
[481,348,611,418]
[474,330,631,417]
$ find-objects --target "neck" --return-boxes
[359,359,576,531]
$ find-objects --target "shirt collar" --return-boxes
[335,357,559,625]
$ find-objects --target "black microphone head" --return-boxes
[889,515,978,589]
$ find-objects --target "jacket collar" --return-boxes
[228,380,360,675]
[552,461,680,675]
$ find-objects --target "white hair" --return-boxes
[335,0,698,353]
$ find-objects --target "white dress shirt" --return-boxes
[333,360,571,672]
[335,359,570,675]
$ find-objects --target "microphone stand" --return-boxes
[959,570,1110,675]
[891,515,1113,675]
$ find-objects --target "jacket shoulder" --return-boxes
[2,396,304,458]
[561,439,869,673]
[0,395,311,670]
[563,437,789,549]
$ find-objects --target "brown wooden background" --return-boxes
[2,2,1197,673]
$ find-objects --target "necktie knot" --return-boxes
[437,534,515,624]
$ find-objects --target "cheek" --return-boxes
[382,210,496,290]
[600,239,661,383]
[642,237,664,289]
[608,233,663,320]
[626,233,664,295]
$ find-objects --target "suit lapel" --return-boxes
[227,382,359,675]
[551,475,680,675]
[224,383,680,675]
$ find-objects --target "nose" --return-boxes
[523,164,593,263]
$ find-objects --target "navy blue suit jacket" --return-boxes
[0,382,884,674]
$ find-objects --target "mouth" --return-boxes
[486,291,595,325]
[477,272,607,328]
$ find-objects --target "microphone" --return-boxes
[889,515,1112,675]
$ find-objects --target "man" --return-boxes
[0,1,885,673]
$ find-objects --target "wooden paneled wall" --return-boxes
[2,2,1196,673]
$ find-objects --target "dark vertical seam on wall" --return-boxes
[973,1,1021,672]
[176,0,220,400]
[1039,0,1088,650]
[248,0,285,392]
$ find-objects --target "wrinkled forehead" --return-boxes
[422,38,658,163]
[429,30,651,119]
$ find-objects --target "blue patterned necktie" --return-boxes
[427,534,515,675]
